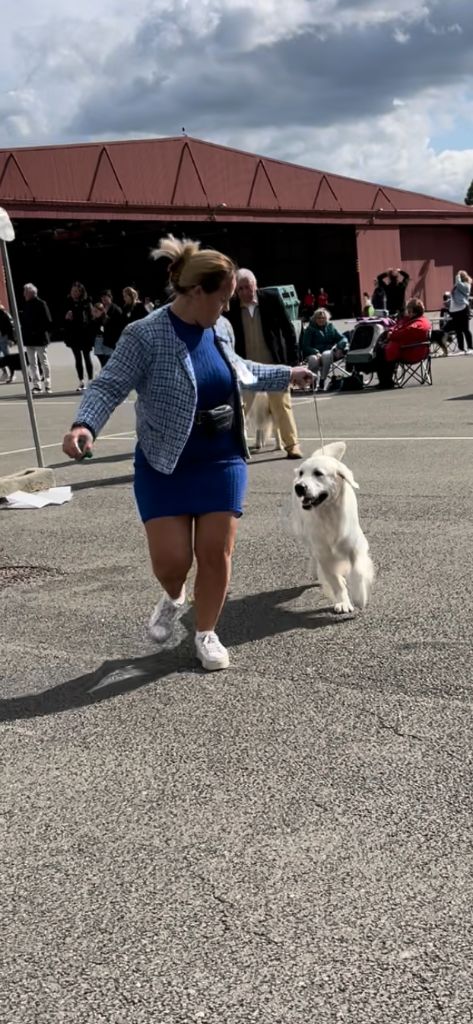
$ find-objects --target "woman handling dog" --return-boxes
[62,237,313,671]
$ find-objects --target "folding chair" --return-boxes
[394,335,432,388]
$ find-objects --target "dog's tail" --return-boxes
[349,547,375,610]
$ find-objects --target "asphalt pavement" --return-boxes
[1,346,473,1023]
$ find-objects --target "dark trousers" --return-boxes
[450,308,472,351]
[70,343,94,382]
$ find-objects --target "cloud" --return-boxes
[2,0,473,199]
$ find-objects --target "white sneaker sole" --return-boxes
[195,649,230,671]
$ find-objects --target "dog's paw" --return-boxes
[333,599,354,614]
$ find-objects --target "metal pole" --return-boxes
[0,238,44,468]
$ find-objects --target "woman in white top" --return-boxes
[449,270,472,353]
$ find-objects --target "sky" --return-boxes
[2,0,473,201]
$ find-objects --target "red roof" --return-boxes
[0,135,471,225]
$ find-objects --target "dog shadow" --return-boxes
[0,585,341,722]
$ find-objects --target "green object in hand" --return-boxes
[78,438,93,459]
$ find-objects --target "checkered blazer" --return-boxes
[74,305,291,474]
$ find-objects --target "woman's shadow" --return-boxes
[0,585,340,722]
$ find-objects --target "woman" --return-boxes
[449,270,472,353]
[122,286,147,325]
[64,282,93,392]
[90,302,114,368]
[62,237,313,672]
[301,308,347,391]
[375,298,431,388]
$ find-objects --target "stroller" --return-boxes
[343,317,393,386]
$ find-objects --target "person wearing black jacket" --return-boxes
[64,281,93,392]
[122,286,147,325]
[225,269,302,458]
[21,283,53,392]
[100,290,124,350]
[376,268,410,316]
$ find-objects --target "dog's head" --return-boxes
[293,441,359,511]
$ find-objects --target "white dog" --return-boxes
[292,441,374,613]
[247,393,282,451]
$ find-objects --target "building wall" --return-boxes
[357,224,473,310]
[356,228,402,301]
[400,226,473,308]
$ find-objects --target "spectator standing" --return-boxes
[317,286,329,308]
[64,282,93,392]
[449,270,472,353]
[100,290,124,352]
[375,268,410,316]
[89,302,112,369]
[362,292,375,317]
[0,304,15,383]
[302,288,315,320]
[226,269,302,458]
[20,284,53,393]
[122,287,147,325]
[371,277,387,312]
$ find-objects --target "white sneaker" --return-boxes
[45,385,52,393]
[195,631,230,671]
[148,589,186,643]
[76,383,86,392]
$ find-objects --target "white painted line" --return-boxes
[299,436,473,442]
[0,431,135,458]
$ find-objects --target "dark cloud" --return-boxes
[68,0,473,142]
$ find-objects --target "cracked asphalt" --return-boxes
[1,347,473,1023]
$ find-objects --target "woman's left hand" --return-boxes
[290,366,315,389]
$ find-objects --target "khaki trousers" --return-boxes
[244,389,299,451]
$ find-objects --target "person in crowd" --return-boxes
[122,286,147,325]
[430,292,453,357]
[0,303,15,383]
[448,270,472,353]
[89,302,113,369]
[64,281,93,392]
[361,292,375,317]
[375,298,431,388]
[144,296,156,313]
[225,269,302,458]
[20,283,53,393]
[375,268,410,315]
[371,277,387,312]
[100,290,124,353]
[62,236,314,671]
[317,286,329,308]
[302,288,315,319]
[301,308,348,391]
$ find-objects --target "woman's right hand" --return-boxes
[62,427,94,459]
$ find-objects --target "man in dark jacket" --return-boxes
[376,268,410,316]
[20,283,53,392]
[226,269,302,458]
[100,290,124,350]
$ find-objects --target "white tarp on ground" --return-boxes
[1,486,72,509]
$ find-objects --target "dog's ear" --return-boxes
[312,441,346,461]
[337,462,359,490]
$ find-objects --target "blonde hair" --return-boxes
[123,286,139,304]
[457,270,472,285]
[152,234,236,294]
[312,307,331,322]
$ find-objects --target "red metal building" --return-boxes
[1,134,472,313]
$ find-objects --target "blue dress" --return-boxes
[134,311,248,522]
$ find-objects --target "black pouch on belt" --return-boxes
[195,404,234,435]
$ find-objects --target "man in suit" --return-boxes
[226,269,302,458]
